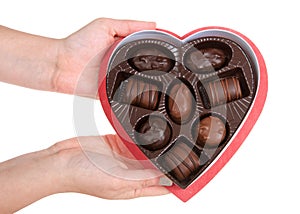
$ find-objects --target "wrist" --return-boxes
[42,149,71,194]
[46,142,83,194]
[50,38,69,94]
[51,35,87,96]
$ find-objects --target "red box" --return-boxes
[98,27,268,202]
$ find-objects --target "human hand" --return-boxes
[0,134,170,213]
[54,134,171,199]
[54,18,156,98]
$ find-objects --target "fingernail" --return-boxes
[159,176,173,186]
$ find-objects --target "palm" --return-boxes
[55,134,168,199]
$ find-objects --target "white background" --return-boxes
[1,0,299,213]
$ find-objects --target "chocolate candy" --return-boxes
[185,47,228,73]
[204,76,243,107]
[129,48,173,72]
[117,77,160,110]
[106,34,256,188]
[135,116,171,151]
[163,142,200,181]
[196,116,227,148]
[167,82,194,124]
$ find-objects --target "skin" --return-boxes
[0,18,156,98]
[0,18,171,213]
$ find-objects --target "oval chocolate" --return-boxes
[129,48,173,72]
[185,48,228,73]
[167,82,194,124]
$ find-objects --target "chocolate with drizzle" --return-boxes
[117,78,160,110]
[204,76,243,107]
[163,142,200,181]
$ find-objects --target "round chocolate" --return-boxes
[129,48,173,72]
[118,78,160,110]
[163,142,200,181]
[185,48,227,73]
[196,116,227,148]
[167,82,194,124]
[205,76,243,107]
[135,116,171,151]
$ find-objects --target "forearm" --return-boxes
[0,25,60,91]
[0,149,65,213]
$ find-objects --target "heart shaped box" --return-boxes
[98,27,267,202]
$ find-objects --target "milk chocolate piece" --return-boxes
[167,82,194,124]
[196,116,227,148]
[135,116,171,151]
[118,78,160,110]
[163,142,200,181]
[129,48,173,72]
[185,48,227,73]
[205,76,243,107]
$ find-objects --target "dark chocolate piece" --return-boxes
[129,48,173,72]
[167,82,194,124]
[163,142,200,181]
[196,116,226,148]
[205,76,243,107]
[185,48,227,73]
[118,78,160,110]
[135,116,171,151]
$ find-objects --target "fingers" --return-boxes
[113,168,172,199]
[99,18,156,38]
[111,167,162,180]
[129,177,172,198]
[131,186,170,198]
[110,167,172,187]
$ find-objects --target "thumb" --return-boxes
[101,18,156,38]
[116,168,172,198]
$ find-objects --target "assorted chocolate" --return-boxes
[106,34,257,188]
[128,45,174,72]
[161,141,201,182]
[135,115,171,151]
[167,81,195,124]
[184,42,231,73]
[194,115,227,148]
[116,77,160,110]
[203,76,243,107]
